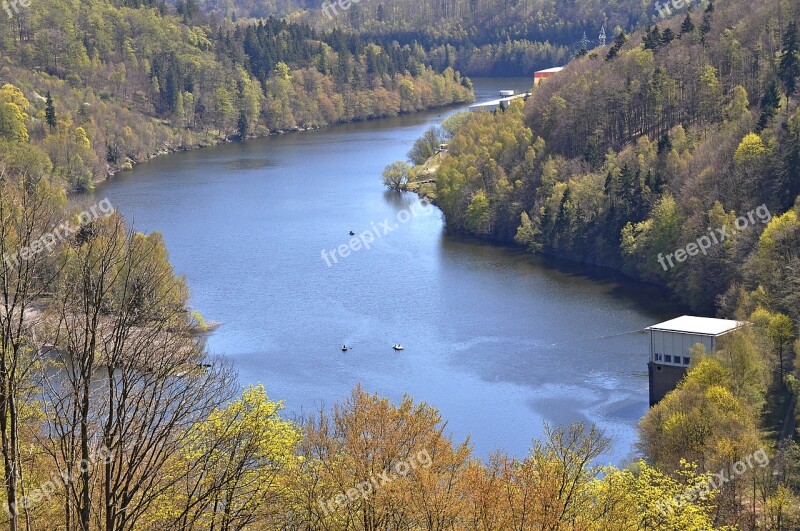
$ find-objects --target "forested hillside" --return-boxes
[309,0,646,75]
[194,0,654,75]
[380,3,800,528]
[0,0,471,190]
[421,0,799,318]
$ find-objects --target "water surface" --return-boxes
[91,78,683,463]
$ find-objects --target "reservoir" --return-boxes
[90,78,683,464]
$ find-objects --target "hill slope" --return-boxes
[0,0,472,190]
[426,0,800,319]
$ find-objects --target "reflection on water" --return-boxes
[383,190,416,211]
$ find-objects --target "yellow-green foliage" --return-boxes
[0,0,472,191]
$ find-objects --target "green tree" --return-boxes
[606,30,626,60]
[164,385,301,529]
[382,160,411,191]
[754,206,800,323]
[0,84,30,142]
[680,13,695,36]
[758,81,781,131]
[514,211,542,252]
[408,127,445,165]
[768,313,795,383]
[465,190,491,234]
[779,22,799,97]
[725,85,750,122]
[45,91,57,132]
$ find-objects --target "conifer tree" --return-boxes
[45,91,56,132]
[679,13,694,36]
[606,30,627,60]
[779,22,799,96]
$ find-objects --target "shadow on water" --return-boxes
[223,158,279,172]
[382,190,417,211]
[534,254,689,316]
[439,234,688,319]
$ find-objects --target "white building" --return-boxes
[469,91,530,113]
[647,315,745,404]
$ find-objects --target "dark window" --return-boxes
[683,357,690,365]
[665,355,672,363]
[655,353,662,362]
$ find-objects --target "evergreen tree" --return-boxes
[781,110,800,210]
[237,111,249,139]
[606,30,627,60]
[554,186,572,235]
[758,81,781,131]
[700,1,713,44]
[45,91,56,132]
[679,14,695,36]
[643,26,662,51]
[661,28,675,46]
[604,170,617,197]
[779,22,799,97]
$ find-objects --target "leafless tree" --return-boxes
[0,170,66,531]
[40,214,235,530]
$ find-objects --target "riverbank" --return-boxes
[100,98,475,187]
[399,145,694,313]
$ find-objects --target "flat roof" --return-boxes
[535,67,564,75]
[468,93,530,111]
[470,100,502,108]
[646,316,745,336]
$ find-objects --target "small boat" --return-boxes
[341,345,349,352]
[349,231,355,236]
[392,344,404,351]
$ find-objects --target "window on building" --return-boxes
[683,357,690,365]
[655,353,663,362]
[665,355,672,363]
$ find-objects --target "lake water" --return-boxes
[89,78,683,464]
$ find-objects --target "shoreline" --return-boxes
[403,164,689,313]
[97,98,474,188]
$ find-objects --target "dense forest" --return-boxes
[312,0,648,75]
[0,0,472,190]
[194,0,654,75]
[412,0,799,317]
